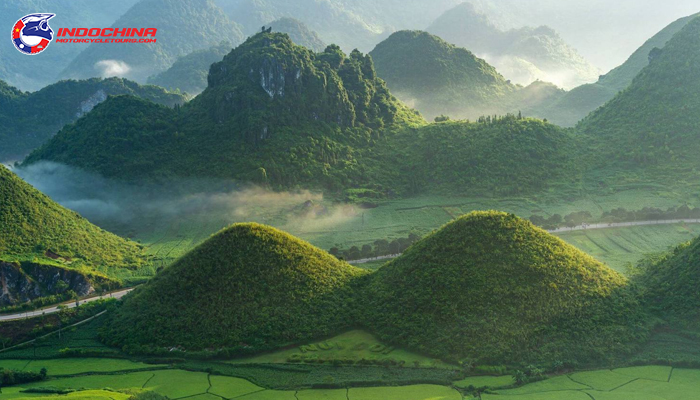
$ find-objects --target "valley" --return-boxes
[3,1,700,399]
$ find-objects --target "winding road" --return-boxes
[0,288,133,322]
[349,218,700,264]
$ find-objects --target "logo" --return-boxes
[12,13,55,55]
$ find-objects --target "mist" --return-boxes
[94,60,132,77]
[11,162,358,239]
[465,0,700,72]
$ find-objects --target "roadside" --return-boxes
[0,288,134,322]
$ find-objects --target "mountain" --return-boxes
[0,165,148,305]
[535,12,700,127]
[215,0,462,52]
[427,2,599,90]
[370,30,514,120]
[362,211,647,364]
[101,223,368,353]
[147,42,233,96]
[378,115,578,196]
[577,16,700,179]
[637,235,700,329]
[370,30,565,120]
[0,78,186,162]
[268,18,327,52]
[0,0,138,91]
[58,0,245,83]
[25,32,422,190]
[145,20,324,96]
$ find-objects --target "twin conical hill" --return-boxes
[362,211,647,364]
[101,223,368,353]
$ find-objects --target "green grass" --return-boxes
[350,385,461,400]
[143,370,210,399]
[0,389,131,400]
[23,358,160,375]
[555,223,700,272]
[233,390,297,400]
[671,369,700,385]
[18,371,155,391]
[453,375,514,389]
[611,366,673,382]
[208,375,264,398]
[483,392,592,400]
[231,330,454,368]
[493,376,590,394]
[297,389,348,400]
[568,370,636,390]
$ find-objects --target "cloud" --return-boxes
[94,60,131,77]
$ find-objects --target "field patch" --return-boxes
[569,369,636,390]
[350,384,461,400]
[453,375,513,389]
[23,358,159,375]
[482,391,592,400]
[297,389,348,400]
[232,330,453,368]
[143,370,210,398]
[611,366,672,382]
[208,375,264,398]
[17,371,155,391]
[493,376,590,394]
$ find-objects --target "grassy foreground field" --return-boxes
[2,359,700,399]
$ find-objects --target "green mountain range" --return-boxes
[577,16,700,182]
[370,30,565,120]
[58,0,245,83]
[101,223,368,353]
[362,211,648,364]
[427,2,599,90]
[25,32,422,191]
[536,12,700,127]
[0,78,186,161]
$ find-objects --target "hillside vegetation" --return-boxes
[361,211,648,364]
[26,32,423,190]
[535,12,700,127]
[577,16,700,181]
[0,78,185,160]
[636,238,700,329]
[378,115,579,196]
[370,30,566,121]
[0,165,148,272]
[102,223,368,353]
[58,0,245,82]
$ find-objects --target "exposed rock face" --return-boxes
[76,89,108,118]
[0,261,95,306]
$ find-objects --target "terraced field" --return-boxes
[2,360,699,400]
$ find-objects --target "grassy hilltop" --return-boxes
[102,223,368,353]
[362,211,648,364]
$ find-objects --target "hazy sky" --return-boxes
[480,0,700,72]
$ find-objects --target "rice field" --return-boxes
[2,358,700,400]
